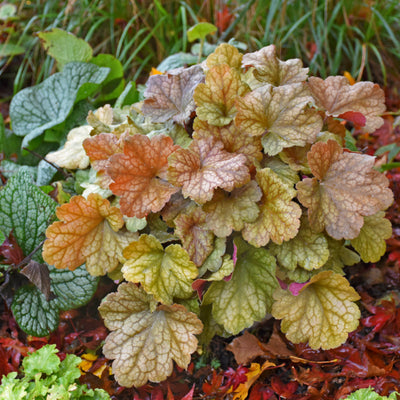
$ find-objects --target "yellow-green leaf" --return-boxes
[203,181,262,237]
[272,271,360,350]
[99,283,203,387]
[194,64,249,126]
[242,168,301,247]
[235,84,322,155]
[122,234,198,304]
[350,211,392,262]
[206,43,243,70]
[203,237,278,335]
[269,216,329,271]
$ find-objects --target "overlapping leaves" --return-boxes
[29,42,394,387]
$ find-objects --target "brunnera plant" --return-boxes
[41,43,393,388]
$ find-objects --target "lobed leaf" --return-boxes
[350,211,392,263]
[174,207,215,266]
[242,45,309,86]
[203,237,278,335]
[142,65,204,125]
[83,131,127,173]
[206,43,243,70]
[168,137,250,204]
[296,140,393,239]
[202,181,262,237]
[235,84,322,155]
[269,216,329,272]
[308,76,386,132]
[193,118,263,165]
[194,64,249,126]
[42,193,136,275]
[108,134,179,217]
[242,168,301,247]
[272,271,360,350]
[99,283,203,387]
[122,234,198,304]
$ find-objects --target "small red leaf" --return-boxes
[339,111,367,127]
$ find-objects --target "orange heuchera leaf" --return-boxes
[235,84,322,156]
[142,65,204,125]
[296,140,393,240]
[242,44,309,86]
[242,168,301,247]
[107,134,179,218]
[83,132,127,173]
[308,76,386,132]
[193,118,263,165]
[168,137,250,204]
[203,181,262,237]
[193,64,249,126]
[42,193,137,275]
[174,207,214,266]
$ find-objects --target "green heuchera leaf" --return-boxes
[37,28,93,69]
[187,22,217,42]
[0,170,56,255]
[10,62,109,147]
[122,234,198,305]
[344,388,399,400]
[12,264,98,336]
[350,211,392,262]
[272,271,360,350]
[269,216,329,271]
[203,237,278,335]
[98,282,203,388]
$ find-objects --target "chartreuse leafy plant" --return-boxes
[344,388,399,400]
[40,43,393,387]
[0,344,110,399]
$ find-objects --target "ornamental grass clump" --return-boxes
[41,43,392,387]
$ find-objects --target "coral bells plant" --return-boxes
[41,44,393,387]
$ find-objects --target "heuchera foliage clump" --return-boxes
[41,44,393,388]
